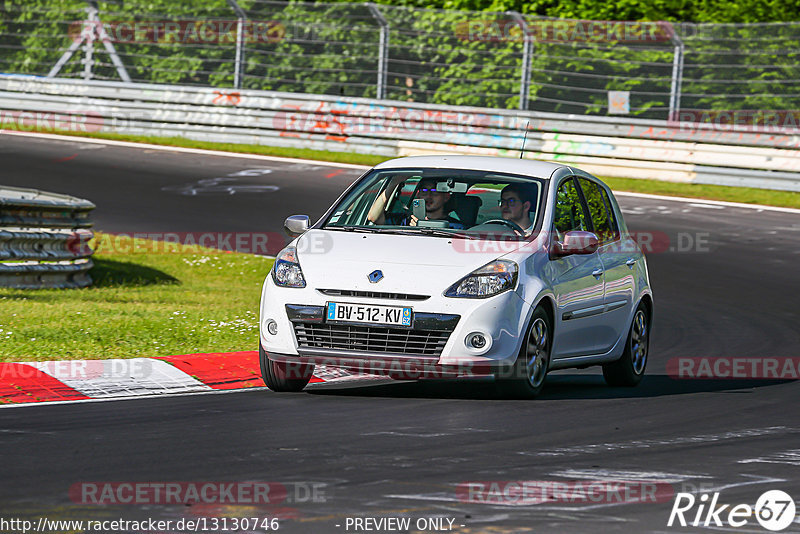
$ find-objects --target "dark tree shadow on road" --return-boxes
[90,258,179,287]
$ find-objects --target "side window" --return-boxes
[599,186,620,240]
[553,178,589,237]
[577,178,618,244]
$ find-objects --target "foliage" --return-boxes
[1,0,799,119]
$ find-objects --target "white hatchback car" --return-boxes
[259,156,652,397]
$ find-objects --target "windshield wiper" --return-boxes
[325,225,377,233]
[384,227,475,239]
[326,225,474,239]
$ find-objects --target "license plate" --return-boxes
[326,302,412,327]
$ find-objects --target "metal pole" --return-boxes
[82,5,97,80]
[48,30,85,78]
[49,3,95,78]
[227,0,247,89]
[366,3,389,100]
[668,24,685,121]
[94,8,131,82]
[508,11,531,111]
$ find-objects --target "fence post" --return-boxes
[668,25,685,121]
[508,11,531,111]
[49,0,130,82]
[227,0,247,89]
[366,3,389,100]
[82,4,97,80]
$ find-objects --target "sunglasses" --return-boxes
[498,198,520,207]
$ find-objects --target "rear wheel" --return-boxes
[259,345,314,392]
[500,306,551,398]
[603,302,649,387]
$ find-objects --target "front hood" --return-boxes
[294,229,511,295]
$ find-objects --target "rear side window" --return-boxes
[578,178,619,244]
[553,178,589,237]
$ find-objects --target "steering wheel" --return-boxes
[481,218,526,236]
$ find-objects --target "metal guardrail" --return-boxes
[0,185,95,289]
[1,75,800,192]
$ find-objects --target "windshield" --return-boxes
[323,168,545,238]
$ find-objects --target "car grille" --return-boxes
[293,323,451,357]
[317,289,429,301]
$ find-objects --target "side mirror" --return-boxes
[284,215,310,238]
[551,231,599,258]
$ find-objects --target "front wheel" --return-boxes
[259,345,314,392]
[603,302,650,387]
[499,306,551,398]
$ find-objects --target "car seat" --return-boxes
[448,194,483,227]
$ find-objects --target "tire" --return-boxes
[603,302,650,387]
[499,306,552,398]
[259,345,314,392]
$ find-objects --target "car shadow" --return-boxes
[306,373,796,400]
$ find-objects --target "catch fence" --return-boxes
[2,1,799,121]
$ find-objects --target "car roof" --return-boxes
[373,155,564,179]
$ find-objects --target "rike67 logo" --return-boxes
[668,490,796,531]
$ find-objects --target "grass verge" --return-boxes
[602,176,800,209]
[4,125,800,208]
[0,233,273,361]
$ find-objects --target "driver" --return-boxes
[368,177,464,229]
[412,178,464,228]
[500,184,534,236]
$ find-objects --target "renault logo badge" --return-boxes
[368,270,384,283]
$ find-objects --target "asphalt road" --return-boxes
[1,133,799,533]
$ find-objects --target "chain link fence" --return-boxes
[1,0,799,122]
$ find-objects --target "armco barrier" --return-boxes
[2,75,800,191]
[0,185,95,289]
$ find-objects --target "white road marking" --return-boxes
[525,427,798,457]
[0,384,271,409]
[739,449,800,466]
[26,358,211,398]
[688,202,725,209]
[614,191,800,214]
[0,130,368,169]
[547,469,709,484]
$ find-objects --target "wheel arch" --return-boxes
[638,292,654,322]
[534,293,556,328]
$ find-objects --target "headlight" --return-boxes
[444,259,518,298]
[272,246,306,288]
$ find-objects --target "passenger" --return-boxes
[500,184,535,235]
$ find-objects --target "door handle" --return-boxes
[626,258,637,268]
[592,269,604,278]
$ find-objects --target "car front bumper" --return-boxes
[259,275,532,375]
